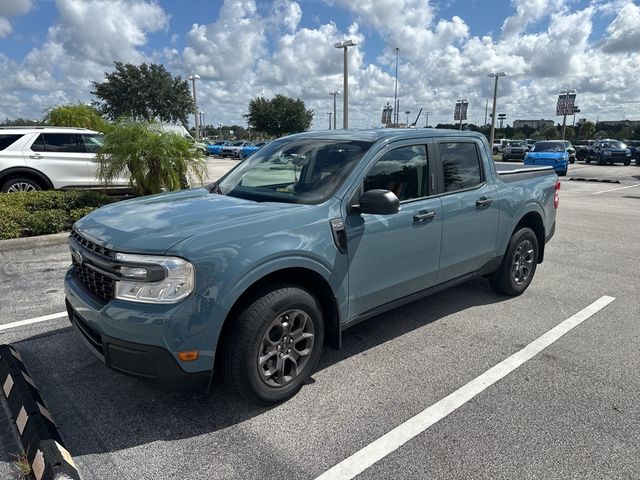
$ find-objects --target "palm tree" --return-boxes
[96,119,207,196]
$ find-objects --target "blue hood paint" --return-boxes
[74,188,302,254]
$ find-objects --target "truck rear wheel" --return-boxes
[221,284,324,405]
[490,227,538,296]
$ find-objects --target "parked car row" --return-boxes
[206,140,268,159]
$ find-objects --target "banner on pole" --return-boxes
[454,102,468,121]
[556,92,577,116]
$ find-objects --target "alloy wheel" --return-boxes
[257,309,315,388]
[511,239,534,285]
[7,181,37,193]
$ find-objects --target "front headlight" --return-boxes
[114,253,195,304]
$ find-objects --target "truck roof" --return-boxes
[284,128,487,144]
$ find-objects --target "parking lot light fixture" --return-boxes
[394,48,399,126]
[405,110,411,127]
[327,112,333,129]
[334,39,357,129]
[329,91,340,130]
[189,74,201,140]
[488,72,507,152]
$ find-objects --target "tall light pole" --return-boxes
[424,111,431,128]
[488,72,506,151]
[327,112,333,129]
[405,111,411,127]
[393,47,399,126]
[189,74,201,140]
[335,39,357,129]
[329,91,339,130]
[199,111,204,139]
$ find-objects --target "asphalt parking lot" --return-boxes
[1,161,639,479]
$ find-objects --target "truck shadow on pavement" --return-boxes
[17,278,508,457]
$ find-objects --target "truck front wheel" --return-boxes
[221,284,324,405]
[490,227,538,296]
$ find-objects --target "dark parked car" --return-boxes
[625,140,640,165]
[502,140,527,161]
[586,139,632,165]
[573,140,595,162]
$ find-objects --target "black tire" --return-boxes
[597,155,605,165]
[1,176,43,193]
[493,147,498,155]
[585,158,591,164]
[502,155,508,162]
[490,227,538,296]
[559,168,567,176]
[221,284,324,405]
[569,158,575,164]
[623,159,630,166]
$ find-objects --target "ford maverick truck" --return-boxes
[65,129,559,405]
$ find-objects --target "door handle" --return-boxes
[29,154,42,159]
[476,197,493,208]
[413,210,436,223]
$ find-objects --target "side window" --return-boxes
[82,134,103,154]
[42,133,85,153]
[440,142,482,192]
[30,134,45,152]
[364,145,428,201]
[0,134,23,150]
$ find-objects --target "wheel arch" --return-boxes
[513,211,545,263]
[0,167,54,190]
[214,266,341,372]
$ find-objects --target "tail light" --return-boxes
[554,181,561,209]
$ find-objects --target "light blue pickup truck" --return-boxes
[65,129,559,404]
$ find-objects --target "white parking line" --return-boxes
[0,311,67,332]
[315,295,616,480]
[592,183,640,195]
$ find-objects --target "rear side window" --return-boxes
[41,133,85,153]
[0,134,23,151]
[30,134,45,152]
[82,134,103,154]
[364,145,428,201]
[440,142,482,192]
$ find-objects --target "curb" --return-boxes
[568,177,620,184]
[0,345,80,480]
[0,233,68,252]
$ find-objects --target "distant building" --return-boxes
[513,119,554,130]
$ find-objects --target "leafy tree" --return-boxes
[96,120,207,196]
[541,125,558,139]
[92,62,194,125]
[246,95,313,137]
[578,121,595,139]
[45,104,111,132]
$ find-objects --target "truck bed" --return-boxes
[495,162,555,183]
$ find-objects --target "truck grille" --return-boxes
[70,229,115,302]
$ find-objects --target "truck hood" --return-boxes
[74,188,302,254]
[527,152,566,159]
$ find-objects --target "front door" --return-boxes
[345,143,443,319]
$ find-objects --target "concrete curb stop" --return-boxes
[0,344,80,480]
[0,232,69,252]
[568,177,620,184]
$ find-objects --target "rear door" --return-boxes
[81,133,128,186]
[344,142,443,318]
[435,139,500,282]
[24,133,93,188]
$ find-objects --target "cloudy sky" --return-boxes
[1,0,639,130]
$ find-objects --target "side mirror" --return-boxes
[353,189,400,215]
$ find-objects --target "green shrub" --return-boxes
[23,210,68,236]
[0,205,25,239]
[0,190,115,240]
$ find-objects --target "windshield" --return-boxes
[509,141,525,147]
[216,138,374,204]
[601,141,626,149]
[531,142,565,152]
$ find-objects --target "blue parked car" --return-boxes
[240,141,268,158]
[524,141,569,176]
[206,140,230,156]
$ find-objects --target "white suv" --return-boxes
[0,126,129,193]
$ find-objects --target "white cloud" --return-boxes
[0,0,33,38]
[600,1,640,53]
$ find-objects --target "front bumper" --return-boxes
[65,268,217,390]
[66,299,210,389]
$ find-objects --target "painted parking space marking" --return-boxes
[0,311,67,332]
[592,183,640,195]
[315,295,616,480]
